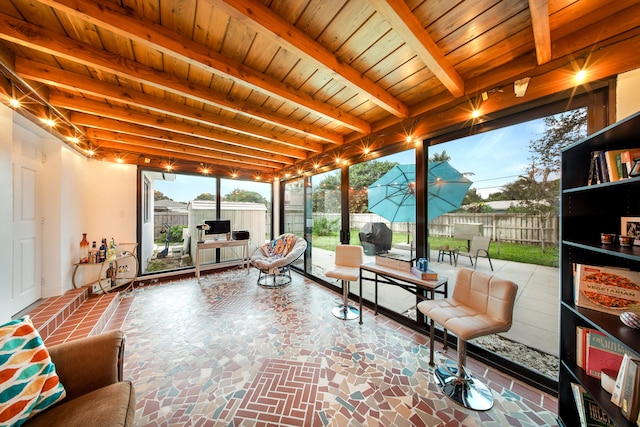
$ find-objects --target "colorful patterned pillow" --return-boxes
[261,234,298,258]
[0,316,66,426]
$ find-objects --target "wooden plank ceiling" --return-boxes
[0,0,639,180]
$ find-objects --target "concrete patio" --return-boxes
[312,245,560,358]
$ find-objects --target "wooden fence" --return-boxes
[154,213,188,238]
[349,212,559,246]
[428,213,559,245]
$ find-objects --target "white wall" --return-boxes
[84,160,137,246]
[1,105,138,321]
[617,68,640,121]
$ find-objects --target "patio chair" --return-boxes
[456,235,493,271]
[250,234,307,287]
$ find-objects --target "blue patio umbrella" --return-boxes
[427,161,473,221]
[367,162,472,228]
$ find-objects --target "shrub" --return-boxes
[313,217,339,236]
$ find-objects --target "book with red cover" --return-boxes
[585,329,626,379]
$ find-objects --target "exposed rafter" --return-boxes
[212,0,409,118]
[0,0,636,178]
[528,0,551,64]
[367,0,465,97]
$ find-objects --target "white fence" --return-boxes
[428,213,559,245]
[315,212,559,246]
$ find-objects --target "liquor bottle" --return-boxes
[99,239,107,263]
[106,262,116,287]
[91,241,97,263]
[109,237,116,259]
[79,233,89,263]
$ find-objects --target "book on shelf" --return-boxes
[621,149,640,178]
[572,382,616,427]
[588,149,640,185]
[575,326,626,379]
[621,358,640,421]
[576,325,588,369]
[598,151,610,183]
[612,353,631,406]
[574,264,640,315]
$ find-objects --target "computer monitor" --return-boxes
[204,219,231,235]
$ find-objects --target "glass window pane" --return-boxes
[140,172,216,274]
[349,149,416,315]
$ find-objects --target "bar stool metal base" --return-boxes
[433,366,494,411]
[332,304,359,320]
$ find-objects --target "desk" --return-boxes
[195,239,250,281]
[358,262,448,327]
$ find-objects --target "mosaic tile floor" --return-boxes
[122,269,559,426]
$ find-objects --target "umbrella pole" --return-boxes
[406,222,410,244]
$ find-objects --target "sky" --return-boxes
[430,117,545,198]
[154,116,547,202]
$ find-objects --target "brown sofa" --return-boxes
[24,331,136,427]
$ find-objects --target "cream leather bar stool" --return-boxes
[417,268,518,411]
[326,245,363,321]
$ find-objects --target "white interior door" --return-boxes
[11,128,42,315]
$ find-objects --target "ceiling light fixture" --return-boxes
[66,135,80,144]
[575,69,587,84]
[471,109,481,119]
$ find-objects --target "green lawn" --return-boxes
[311,230,559,268]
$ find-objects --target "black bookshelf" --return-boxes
[559,111,640,426]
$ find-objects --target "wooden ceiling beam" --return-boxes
[49,93,311,159]
[73,113,296,165]
[212,0,409,118]
[367,0,464,98]
[87,129,279,171]
[34,0,369,135]
[15,58,325,154]
[93,140,275,175]
[0,12,344,145]
[528,0,551,65]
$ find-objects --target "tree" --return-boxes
[312,161,398,213]
[429,150,451,162]
[524,109,587,250]
[224,188,268,206]
[194,192,216,201]
[154,190,171,201]
[462,187,484,205]
[528,108,587,176]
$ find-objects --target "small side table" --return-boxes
[437,246,458,265]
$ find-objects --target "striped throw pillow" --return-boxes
[0,316,66,426]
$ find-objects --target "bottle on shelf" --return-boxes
[91,241,97,263]
[106,262,116,287]
[79,233,89,263]
[99,239,107,263]
[109,237,116,259]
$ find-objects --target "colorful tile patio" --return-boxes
[122,268,558,426]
